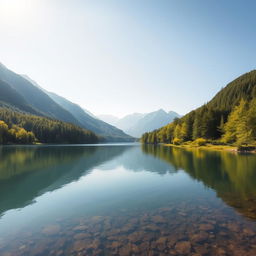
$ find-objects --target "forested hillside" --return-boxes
[0,64,81,125]
[141,71,256,146]
[0,63,134,142]
[0,108,98,144]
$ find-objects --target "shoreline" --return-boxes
[162,143,256,153]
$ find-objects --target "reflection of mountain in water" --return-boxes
[142,145,256,219]
[0,145,130,217]
[100,146,176,174]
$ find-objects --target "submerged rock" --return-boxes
[174,241,191,254]
[199,224,214,231]
[151,216,166,224]
[42,225,61,235]
[190,232,209,243]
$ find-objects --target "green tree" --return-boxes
[0,121,8,144]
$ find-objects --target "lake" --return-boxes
[0,144,256,256]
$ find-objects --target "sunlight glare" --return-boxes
[0,0,38,26]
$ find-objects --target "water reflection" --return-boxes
[142,144,256,219]
[0,145,130,217]
[1,145,256,255]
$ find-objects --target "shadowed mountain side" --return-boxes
[47,92,134,142]
[0,64,81,125]
[0,145,131,217]
[0,80,41,115]
[142,145,256,219]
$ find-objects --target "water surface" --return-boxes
[0,144,256,255]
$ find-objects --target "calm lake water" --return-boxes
[1,144,256,256]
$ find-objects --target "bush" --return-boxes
[173,138,182,145]
[194,138,207,146]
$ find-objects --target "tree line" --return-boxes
[141,66,256,147]
[141,98,256,146]
[0,108,98,144]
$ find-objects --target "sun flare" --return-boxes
[0,0,37,25]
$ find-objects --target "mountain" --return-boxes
[207,70,256,110]
[0,63,134,142]
[116,113,146,132]
[0,79,40,115]
[97,114,120,126]
[47,92,133,142]
[142,70,256,146]
[0,63,80,125]
[125,109,180,137]
[99,110,180,138]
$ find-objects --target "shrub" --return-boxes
[194,138,207,146]
[173,138,182,145]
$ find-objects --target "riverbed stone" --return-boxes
[42,224,60,235]
[190,231,209,243]
[151,215,166,224]
[199,223,214,231]
[72,240,88,252]
[174,241,191,254]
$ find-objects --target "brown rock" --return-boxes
[128,231,143,243]
[216,247,226,255]
[199,224,214,231]
[190,232,209,243]
[91,216,104,223]
[119,243,132,256]
[175,241,191,254]
[243,228,255,237]
[194,245,209,255]
[227,223,240,232]
[167,237,177,248]
[89,239,101,250]
[74,233,91,240]
[156,237,167,250]
[152,215,166,224]
[72,240,88,252]
[143,224,160,232]
[42,224,60,235]
[111,241,121,248]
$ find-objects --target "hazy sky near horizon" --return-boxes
[1,0,256,117]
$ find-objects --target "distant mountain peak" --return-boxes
[156,108,166,113]
[0,62,7,69]
[99,109,180,138]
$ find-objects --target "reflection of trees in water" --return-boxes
[142,144,256,219]
[0,145,130,217]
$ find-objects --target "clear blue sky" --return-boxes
[0,0,256,117]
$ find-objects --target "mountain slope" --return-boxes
[47,92,133,142]
[0,64,81,125]
[97,114,120,126]
[0,63,133,142]
[0,79,40,115]
[116,113,146,132]
[142,70,256,145]
[208,70,256,110]
[126,109,180,137]
[98,110,180,138]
